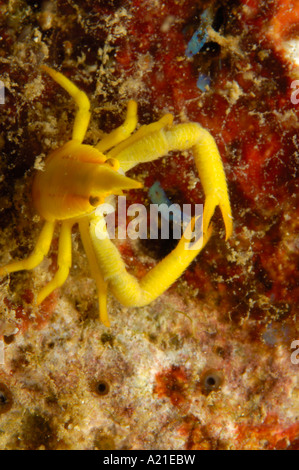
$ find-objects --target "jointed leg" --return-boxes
[36,221,73,305]
[191,128,232,240]
[41,65,91,144]
[107,113,174,169]
[89,214,212,311]
[95,100,138,153]
[79,218,109,327]
[111,120,232,240]
[0,221,55,276]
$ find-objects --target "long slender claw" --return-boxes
[203,192,232,241]
[219,197,233,241]
[191,126,233,241]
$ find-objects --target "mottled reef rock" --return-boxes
[0,0,298,450]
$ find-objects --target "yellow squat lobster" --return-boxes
[0,66,232,326]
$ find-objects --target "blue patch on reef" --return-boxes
[185,7,213,58]
[185,6,215,92]
[148,181,192,227]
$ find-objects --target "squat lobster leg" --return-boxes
[42,65,91,144]
[89,214,212,310]
[0,221,55,276]
[79,218,109,327]
[95,100,138,153]
[36,221,73,305]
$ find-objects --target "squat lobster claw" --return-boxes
[0,65,232,327]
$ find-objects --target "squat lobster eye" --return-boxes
[105,158,119,170]
[89,196,100,207]
[0,66,232,327]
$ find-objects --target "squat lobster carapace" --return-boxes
[0,65,232,327]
